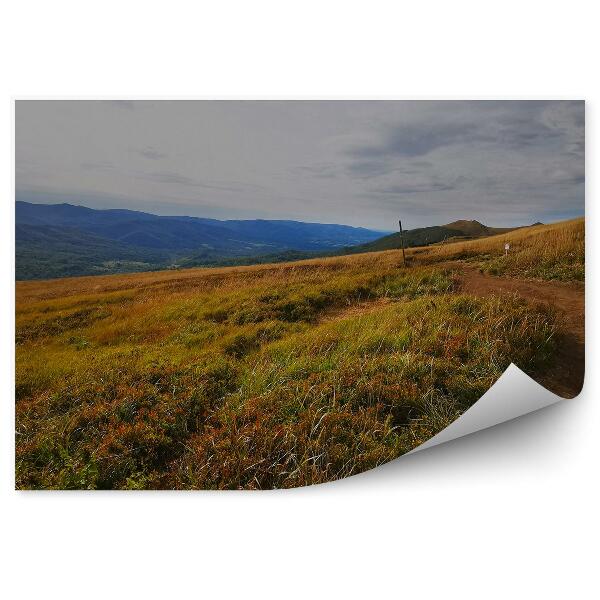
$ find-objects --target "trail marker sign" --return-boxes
[504,242,510,256]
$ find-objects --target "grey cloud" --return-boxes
[409,160,434,169]
[346,109,563,163]
[136,170,261,193]
[345,158,434,180]
[547,168,585,186]
[137,147,168,160]
[296,163,339,179]
[138,171,237,191]
[80,161,115,171]
[371,182,455,195]
[346,122,482,159]
[139,171,199,185]
[540,101,585,157]
[492,119,561,150]
[345,160,394,179]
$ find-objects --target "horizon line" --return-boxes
[15,198,583,231]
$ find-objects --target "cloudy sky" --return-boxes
[16,100,584,230]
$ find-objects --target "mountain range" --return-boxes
[15,202,386,279]
[15,202,532,280]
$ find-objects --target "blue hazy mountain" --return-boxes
[16,201,387,279]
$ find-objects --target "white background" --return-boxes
[1,1,597,598]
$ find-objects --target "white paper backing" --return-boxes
[409,363,564,454]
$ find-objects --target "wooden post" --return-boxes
[399,219,406,267]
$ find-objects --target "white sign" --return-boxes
[504,243,510,251]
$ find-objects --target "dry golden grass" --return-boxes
[16,250,407,305]
[16,232,571,488]
[409,217,584,281]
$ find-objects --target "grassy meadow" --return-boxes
[15,219,583,489]
[412,217,585,281]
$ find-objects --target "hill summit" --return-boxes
[444,219,491,236]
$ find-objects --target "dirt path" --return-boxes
[447,262,584,398]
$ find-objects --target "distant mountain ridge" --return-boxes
[15,201,386,279]
[16,202,384,250]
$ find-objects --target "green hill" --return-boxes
[350,220,520,253]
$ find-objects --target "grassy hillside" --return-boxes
[15,218,585,489]
[411,217,585,281]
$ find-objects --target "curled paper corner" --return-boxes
[408,364,565,455]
